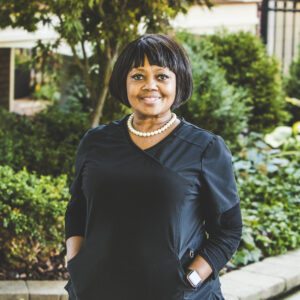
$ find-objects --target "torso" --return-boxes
[128,118,181,150]
[66,115,226,299]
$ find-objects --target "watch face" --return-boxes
[187,270,202,288]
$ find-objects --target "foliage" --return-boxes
[232,128,300,266]
[284,44,300,124]
[263,122,300,156]
[0,165,69,267]
[207,30,290,133]
[176,30,290,134]
[61,74,132,122]
[0,102,89,184]
[0,0,212,126]
[31,83,60,101]
[60,74,92,113]
[102,93,132,125]
[174,32,251,149]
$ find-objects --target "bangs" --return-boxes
[130,38,178,72]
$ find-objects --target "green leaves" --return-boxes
[0,103,89,186]
[234,248,262,266]
[284,44,300,124]
[194,30,290,134]
[0,165,69,266]
[175,31,251,149]
[231,134,300,266]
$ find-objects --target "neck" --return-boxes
[131,111,173,132]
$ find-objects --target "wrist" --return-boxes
[187,255,213,281]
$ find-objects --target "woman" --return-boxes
[64,33,243,300]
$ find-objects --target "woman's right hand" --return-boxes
[66,236,84,263]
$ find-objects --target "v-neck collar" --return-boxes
[120,113,185,153]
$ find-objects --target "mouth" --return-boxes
[140,96,162,105]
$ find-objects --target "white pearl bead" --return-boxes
[127,112,177,137]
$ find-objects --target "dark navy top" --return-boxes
[64,114,242,300]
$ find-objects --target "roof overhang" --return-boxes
[0,24,72,56]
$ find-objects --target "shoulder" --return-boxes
[176,118,218,151]
[82,116,125,141]
[77,116,126,154]
[177,118,231,156]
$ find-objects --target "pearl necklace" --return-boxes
[127,112,177,137]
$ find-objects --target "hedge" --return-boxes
[0,165,69,267]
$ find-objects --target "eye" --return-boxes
[157,74,169,80]
[131,74,144,80]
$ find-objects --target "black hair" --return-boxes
[109,33,193,110]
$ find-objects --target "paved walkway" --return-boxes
[0,248,299,300]
[220,248,300,300]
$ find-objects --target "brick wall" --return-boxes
[0,48,11,110]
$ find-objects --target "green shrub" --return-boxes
[0,165,69,267]
[32,83,59,101]
[175,32,251,149]
[207,30,290,133]
[284,44,300,124]
[60,75,93,113]
[0,102,89,184]
[232,134,300,266]
[61,74,131,123]
[102,93,132,125]
[176,30,290,134]
[0,93,128,185]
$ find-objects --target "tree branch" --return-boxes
[70,43,96,106]
[105,39,111,60]
[80,40,89,75]
[121,0,128,11]
[70,44,85,72]
[90,43,120,127]
[98,0,105,18]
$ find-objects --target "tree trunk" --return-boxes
[89,46,119,127]
[90,82,110,128]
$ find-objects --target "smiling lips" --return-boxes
[140,95,162,105]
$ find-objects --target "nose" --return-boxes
[142,76,158,90]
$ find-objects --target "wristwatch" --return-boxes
[186,269,202,288]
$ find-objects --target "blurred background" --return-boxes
[0,0,299,299]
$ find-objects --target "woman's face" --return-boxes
[126,56,176,117]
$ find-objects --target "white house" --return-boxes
[171,0,261,35]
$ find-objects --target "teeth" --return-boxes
[142,98,160,101]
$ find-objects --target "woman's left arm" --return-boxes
[188,135,243,281]
[188,203,243,281]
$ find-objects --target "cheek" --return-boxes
[126,81,134,98]
[164,80,176,98]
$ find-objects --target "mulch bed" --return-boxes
[0,250,69,280]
